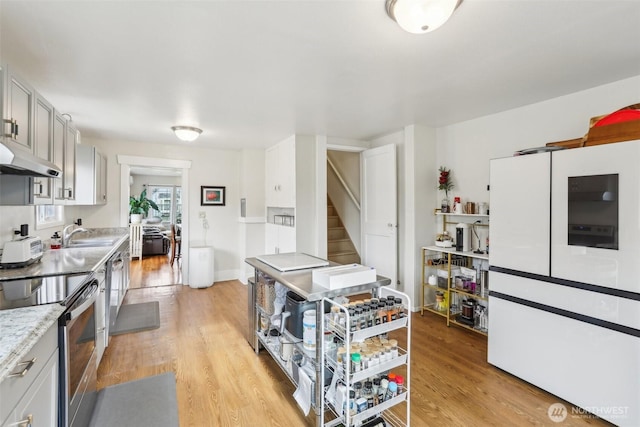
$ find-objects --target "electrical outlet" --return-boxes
[199,211,206,219]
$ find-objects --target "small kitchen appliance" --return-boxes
[455,223,471,252]
[0,236,44,268]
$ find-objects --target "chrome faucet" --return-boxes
[62,224,87,247]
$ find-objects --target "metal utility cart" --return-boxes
[245,253,410,427]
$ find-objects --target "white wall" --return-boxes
[76,136,243,281]
[238,149,266,282]
[436,75,640,206]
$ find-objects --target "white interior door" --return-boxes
[361,144,397,286]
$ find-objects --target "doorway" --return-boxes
[118,155,192,287]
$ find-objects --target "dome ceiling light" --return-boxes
[171,126,202,142]
[385,0,463,34]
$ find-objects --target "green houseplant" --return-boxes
[129,189,159,223]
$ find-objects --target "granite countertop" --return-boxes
[0,227,129,281]
[0,304,65,382]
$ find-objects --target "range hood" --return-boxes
[0,142,62,178]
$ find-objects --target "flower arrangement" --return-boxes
[438,166,454,197]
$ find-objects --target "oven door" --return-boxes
[551,140,640,292]
[60,279,98,427]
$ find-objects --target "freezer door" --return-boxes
[489,153,551,275]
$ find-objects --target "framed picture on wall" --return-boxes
[201,186,226,206]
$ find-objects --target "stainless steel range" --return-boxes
[0,273,99,427]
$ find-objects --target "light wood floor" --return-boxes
[98,262,611,426]
[129,254,182,288]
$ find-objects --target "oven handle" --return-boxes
[68,282,98,320]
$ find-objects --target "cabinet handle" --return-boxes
[33,181,43,195]
[14,122,19,137]
[3,118,17,138]
[8,358,37,378]
[11,414,33,427]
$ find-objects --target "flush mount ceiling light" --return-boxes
[171,126,202,142]
[386,0,463,34]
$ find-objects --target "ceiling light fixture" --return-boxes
[171,126,202,142]
[386,0,463,34]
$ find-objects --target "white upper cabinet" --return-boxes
[265,137,295,208]
[75,144,107,205]
[33,93,55,204]
[489,152,551,275]
[52,112,66,204]
[3,66,35,152]
[52,111,77,204]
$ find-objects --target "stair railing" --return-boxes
[327,157,360,211]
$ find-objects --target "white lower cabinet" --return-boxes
[1,324,58,427]
[265,223,296,254]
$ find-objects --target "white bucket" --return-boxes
[302,310,316,351]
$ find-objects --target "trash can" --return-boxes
[188,246,214,288]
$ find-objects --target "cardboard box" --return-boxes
[312,264,377,289]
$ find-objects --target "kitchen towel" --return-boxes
[293,368,312,416]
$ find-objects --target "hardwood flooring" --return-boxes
[98,261,611,426]
[129,254,182,289]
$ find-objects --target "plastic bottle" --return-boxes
[50,232,61,249]
[348,307,357,333]
[356,307,366,330]
[351,353,362,373]
[373,378,381,404]
[396,375,404,394]
[378,378,388,403]
[388,339,399,359]
[364,381,375,409]
[385,380,398,401]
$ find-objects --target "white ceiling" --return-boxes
[1,0,639,150]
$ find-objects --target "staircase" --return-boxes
[327,198,360,265]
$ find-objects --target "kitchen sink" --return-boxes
[66,238,119,248]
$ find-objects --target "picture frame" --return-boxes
[201,186,226,206]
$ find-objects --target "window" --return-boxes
[35,205,64,230]
[147,185,182,225]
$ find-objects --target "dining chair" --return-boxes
[170,224,182,267]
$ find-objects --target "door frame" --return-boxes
[117,155,191,283]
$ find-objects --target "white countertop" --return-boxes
[0,303,65,382]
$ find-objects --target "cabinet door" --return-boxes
[265,223,278,254]
[278,225,296,253]
[489,153,550,275]
[52,112,66,203]
[277,138,296,207]
[33,94,54,204]
[4,68,34,152]
[64,122,77,202]
[98,151,107,204]
[10,350,58,427]
[265,145,279,206]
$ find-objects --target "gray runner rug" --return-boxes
[110,301,160,335]
[89,372,178,427]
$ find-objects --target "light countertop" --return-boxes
[0,303,65,382]
[0,227,129,281]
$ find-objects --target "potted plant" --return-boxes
[129,189,159,224]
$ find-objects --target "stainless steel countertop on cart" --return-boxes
[245,253,392,300]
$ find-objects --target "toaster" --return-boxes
[0,236,44,268]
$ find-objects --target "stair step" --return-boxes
[328,227,347,240]
[327,216,341,228]
[328,251,361,265]
[328,238,356,253]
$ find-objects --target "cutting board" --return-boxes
[256,253,329,272]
